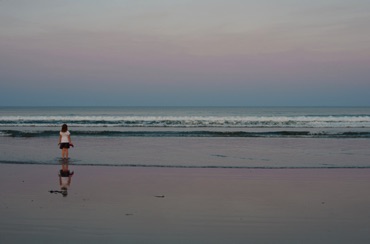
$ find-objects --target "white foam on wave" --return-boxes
[1,115,370,128]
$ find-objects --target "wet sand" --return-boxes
[1,164,370,243]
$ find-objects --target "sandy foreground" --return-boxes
[1,164,370,244]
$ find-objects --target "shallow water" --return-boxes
[1,106,369,168]
[2,107,370,244]
[1,135,369,168]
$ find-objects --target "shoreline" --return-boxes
[4,160,370,169]
[1,164,370,243]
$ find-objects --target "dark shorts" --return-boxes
[59,143,70,149]
[59,170,73,177]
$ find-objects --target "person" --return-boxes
[58,160,74,197]
[58,124,73,159]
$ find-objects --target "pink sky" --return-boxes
[1,0,370,106]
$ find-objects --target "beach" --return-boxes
[1,106,370,243]
[1,164,370,243]
[2,0,370,241]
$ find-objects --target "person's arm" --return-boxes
[68,135,74,147]
[58,135,62,145]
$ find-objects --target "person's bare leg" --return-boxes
[62,148,67,159]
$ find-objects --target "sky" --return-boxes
[1,0,370,106]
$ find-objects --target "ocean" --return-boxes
[0,106,369,168]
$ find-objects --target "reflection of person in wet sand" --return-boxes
[58,161,74,197]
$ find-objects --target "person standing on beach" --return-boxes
[58,124,73,159]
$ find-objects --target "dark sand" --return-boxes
[1,164,370,243]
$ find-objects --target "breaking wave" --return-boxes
[1,115,370,128]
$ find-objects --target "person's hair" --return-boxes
[61,124,68,132]
[61,187,68,197]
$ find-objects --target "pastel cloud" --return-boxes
[0,0,370,106]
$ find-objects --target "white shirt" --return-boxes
[60,131,70,143]
[60,177,69,188]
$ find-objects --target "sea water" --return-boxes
[0,106,369,168]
